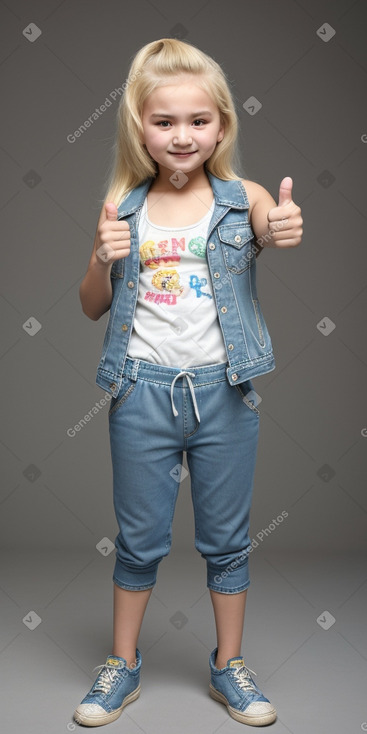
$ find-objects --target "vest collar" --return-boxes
[117,170,249,218]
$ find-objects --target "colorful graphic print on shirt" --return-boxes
[139,236,212,305]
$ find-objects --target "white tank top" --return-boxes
[127,196,227,368]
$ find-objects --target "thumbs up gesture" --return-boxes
[96,202,131,264]
[266,177,303,248]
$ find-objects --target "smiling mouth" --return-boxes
[169,151,198,156]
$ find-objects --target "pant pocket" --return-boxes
[108,376,136,417]
[234,380,260,416]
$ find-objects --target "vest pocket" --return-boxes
[218,223,255,274]
[252,297,265,346]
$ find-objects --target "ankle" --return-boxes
[215,650,241,670]
[215,652,227,669]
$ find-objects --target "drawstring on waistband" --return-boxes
[170,371,200,423]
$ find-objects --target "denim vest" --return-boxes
[96,171,276,397]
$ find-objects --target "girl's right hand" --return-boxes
[96,202,131,265]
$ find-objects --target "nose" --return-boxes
[173,126,193,145]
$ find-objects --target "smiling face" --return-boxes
[140,75,224,181]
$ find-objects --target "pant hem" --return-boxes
[113,575,156,591]
[113,553,159,590]
[207,580,250,594]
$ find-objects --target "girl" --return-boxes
[73,38,302,728]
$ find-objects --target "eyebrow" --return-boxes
[150,111,213,119]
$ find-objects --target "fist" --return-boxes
[96,202,131,264]
[267,177,303,248]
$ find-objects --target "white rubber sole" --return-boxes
[73,684,141,727]
[209,684,277,726]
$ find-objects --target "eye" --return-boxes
[155,119,207,127]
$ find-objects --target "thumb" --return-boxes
[105,202,118,220]
[278,177,293,207]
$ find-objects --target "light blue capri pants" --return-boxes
[108,356,260,594]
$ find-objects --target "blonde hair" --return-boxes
[102,38,244,207]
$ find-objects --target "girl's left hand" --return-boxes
[267,177,303,248]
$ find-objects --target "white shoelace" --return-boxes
[170,371,200,422]
[91,663,122,694]
[233,664,258,693]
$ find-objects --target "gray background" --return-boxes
[1,1,366,733]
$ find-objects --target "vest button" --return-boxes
[232,373,238,381]
[221,306,227,313]
[228,343,234,350]
[109,382,117,391]
[121,324,128,331]
[234,235,242,243]
[209,243,215,250]
[127,281,135,288]
[214,272,220,278]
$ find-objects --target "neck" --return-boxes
[151,164,210,192]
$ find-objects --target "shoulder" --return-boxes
[240,179,273,211]
[240,179,277,223]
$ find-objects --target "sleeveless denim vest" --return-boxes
[96,171,276,397]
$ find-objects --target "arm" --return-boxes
[246,181,277,258]
[79,204,113,320]
[80,203,131,321]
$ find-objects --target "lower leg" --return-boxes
[209,588,247,669]
[112,583,153,667]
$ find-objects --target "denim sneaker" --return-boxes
[73,650,142,727]
[209,648,277,726]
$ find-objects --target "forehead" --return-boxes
[143,75,216,113]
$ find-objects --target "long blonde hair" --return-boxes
[102,38,243,207]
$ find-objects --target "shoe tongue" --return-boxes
[105,655,126,667]
[228,656,245,669]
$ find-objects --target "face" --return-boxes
[140,75,224,177]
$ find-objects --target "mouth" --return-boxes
[169,151,198,157]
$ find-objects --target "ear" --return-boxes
[217,124,225,143]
